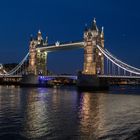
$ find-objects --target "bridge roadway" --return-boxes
[40,75,77,80]
[0,75,22,78]
[1,74,140,80]
[98,75,140,79]
[36,41,84,52]
[38,75,140,81]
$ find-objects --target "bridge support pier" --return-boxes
[20,74,39,87]
[77,19,108,90]
[20,74,48,87]
[77,73,109,90]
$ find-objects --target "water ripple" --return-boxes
[0,86,140,139]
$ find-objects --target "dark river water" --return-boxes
[0,86,140,140]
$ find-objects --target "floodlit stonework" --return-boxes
[28,19,104,76]
[28,30,48,75]
[83,19,104,75]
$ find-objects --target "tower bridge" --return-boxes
[28,18,104,76]
[1,19,140,89]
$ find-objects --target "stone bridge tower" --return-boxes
[28,37,37,75]
[77,19,107,89]
[28,31,48,75]
[83,19,104,75]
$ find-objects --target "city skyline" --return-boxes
[0,0,140,74]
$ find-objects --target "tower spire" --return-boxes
[94,18,96,24]
[91,18,98,31]
[45,36,48,45]
[37,29,43,43]
[38,29,41,34]
[100,26,104,38]
[101,26,104,33]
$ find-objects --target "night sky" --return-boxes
[0,0,140,74]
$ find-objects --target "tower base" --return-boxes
[20,74,39,87]
[77,73,109,91]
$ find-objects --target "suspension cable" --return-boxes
[96,45,140,75]
[3,53,29,76]
[105,49,140,72]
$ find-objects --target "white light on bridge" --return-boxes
[98,52,102,56]
[55,41,60,46]
[37,50,40,53]
[44,52,47,56]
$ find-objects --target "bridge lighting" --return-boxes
[55,41,60,46]
[44,52,47,56]
[37,49,40,53]
[98,52,102,56]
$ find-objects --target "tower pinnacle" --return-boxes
[101,26,104,33]
[38,30,41,34]
[91,18,98,31]
[37,30,43,42]
[94,18,96,23]
[45,36,48,45]
[100,26,104,38]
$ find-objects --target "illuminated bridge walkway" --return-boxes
[1,42,140,79]
[0,42,140,78]
[1,75,140,80]
[1,43,140,80]
[0,75,140,80]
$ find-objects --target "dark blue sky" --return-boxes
[0,0,140,74]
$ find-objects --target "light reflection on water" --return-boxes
[22,89,49,139]
[0,86,140,140]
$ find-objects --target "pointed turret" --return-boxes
[91,18,98,31]
[100,26,104,38]
[45,36,48,45]
[38,29,41,34]
[37,30,43,42]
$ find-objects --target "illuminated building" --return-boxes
[28,31,48,75]
[83,18,104,75]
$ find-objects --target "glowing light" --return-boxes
[99,52,102,56]
[38,41,41,45]
[37,50,40,53]
[44,52,47,55]
[55,41,60,46]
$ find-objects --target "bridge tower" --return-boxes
[28,31,48,75]
[83,18,104,75]
[78,19,107,90]
[36,30,48,75]
[28,37,38,75]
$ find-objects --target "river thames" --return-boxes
[0,86,140,140]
